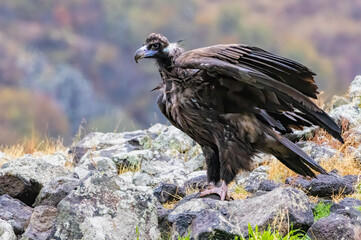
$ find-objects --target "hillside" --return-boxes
[0,0,360,144]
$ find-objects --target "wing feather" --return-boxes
[174,44,343,143]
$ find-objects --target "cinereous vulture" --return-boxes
[134,33,343,200]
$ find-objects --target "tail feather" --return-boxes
[265,128,327,178]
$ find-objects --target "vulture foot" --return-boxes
[200,181,231,201]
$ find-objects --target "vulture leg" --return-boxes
[200,181,231,201]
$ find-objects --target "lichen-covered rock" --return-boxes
[349,75,361,100]
[0,219,16,240]
[297,141,340,162]
[307,213,361,240]
[70,128,157,162]
[21,206,57,240]
[132,150,188,186]
[33,176,80,207]
[152,126,196,154]
[73,156,118,179]
[329,76,361,129]
[244,166,269,193]
[168,187,313,239]
[0,194,33,234]
[0,158,71,205]
[50,171,160,240]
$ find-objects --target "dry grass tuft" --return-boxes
[230,184,251,200]
[0,134,65,163]
[117,163,141,175]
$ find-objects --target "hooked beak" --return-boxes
[134,46,157,63]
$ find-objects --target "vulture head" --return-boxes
[134,33,183,68]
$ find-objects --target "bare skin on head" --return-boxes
[134,33,343,201]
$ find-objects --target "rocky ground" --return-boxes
[1,75,361,240]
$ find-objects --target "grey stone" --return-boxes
[69,129,155,162]
[50,171,160,240]
[74,156,118,179]
[0,219,16,240]
[258,179,283,192]
[153,183,186,204]
[33,176,80,207]
[157,204,172,239]
[244,166,269,193]
[183,174,208,191]
[329,101,361,129]
[133,151,188,186]
[21,206,57,240]
[152,126,196,153]
[168,187,313,239]
[339,198,361,208]
[0,194,33,234]
[286,173,354,197]
[0,158,71,205]
[297,141,339,162]
[329,95,350,110]
[349,75,361,100]
[307,213,361,240]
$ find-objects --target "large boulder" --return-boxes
[329,75,361,129]
[167,187,313,239]
[69,127,158,163]
[0,194,33,235]
[21,206,57,240]
[0,219,16,240]
[0,157,71,205]
[50,171,160,240]
[285,173,355,197]
[33,176,80,207]
[307,213,361,240]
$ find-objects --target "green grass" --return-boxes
[354,206,361,212]
[313,202,331,221]
[235,224,310,240]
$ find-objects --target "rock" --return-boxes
[74,156,118,179]
[0,194,33,234]
[168,187,313,239]
[258,179,283,192]
[349,75,361,100]
[343,175,361,185]
[132,150,188,186]
[33,151,69,166]
[329,95,350,110]
[244,166,269,193]
[21,206,57,240]
[184,151,204,172]
[0,157,71,205]
[339,198,361,208]
[307,213,361,240]
[183,174,208,191]
[157,204,172,239]
[50,171,160,240]
[329,101,361,129]
[297,141,339,162]
[0,219,16,240]
[33,176,80,207]
[69,129,156,163]
[152,126,196,154]
[153,183,186,204]
[285,173,354,197]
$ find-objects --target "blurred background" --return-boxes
[0,0,360,145]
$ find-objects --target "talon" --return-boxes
[200,181,231,201]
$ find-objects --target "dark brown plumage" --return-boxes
[134,33,343,200]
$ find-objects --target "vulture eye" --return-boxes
[152,43,160,49]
